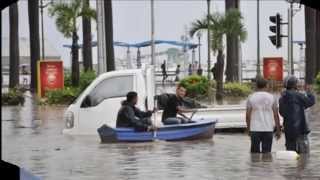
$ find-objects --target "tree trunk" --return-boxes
[82,0,93,72]
[104,0,115,71]
[305,7,317,84]
[71,31,80,86]
[316,11,320,75]
[28,0,40,92]
[216,50,224,102]
[225,0,239,82]
[9,3,20,89]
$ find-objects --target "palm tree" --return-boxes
[190,9,247,100]
[104,0,115,71]
[49,0,95,86]
[9,2,20,89]
[82,0,93,71]
[28,0,40,92]
[317,11,320,75]
[304,6,317,84]
[225,0,240,82]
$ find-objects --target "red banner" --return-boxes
[37,61,64,97]
[263,57,283,81]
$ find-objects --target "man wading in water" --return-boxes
[279,75,315,153]
[246,77,281,153]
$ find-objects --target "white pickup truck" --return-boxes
[62,66,246,135]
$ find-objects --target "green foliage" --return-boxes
[44,71,96,105]
[190,9,247,53]
[64,71,72,87]
[179,75,211,97]
[2,88,25,105]
[223,82,252,97]
[45,87,81,105]
[64,70,96,90]
[79,70,96,91]
[315,72,320,93]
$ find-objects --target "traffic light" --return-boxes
[269,13,282,48]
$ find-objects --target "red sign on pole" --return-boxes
[263,57,283,81]
[37,61,64,97]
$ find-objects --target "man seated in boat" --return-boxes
[116,91,156,131]
[161,84,197,125]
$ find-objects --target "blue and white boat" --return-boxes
[97,118,217,143]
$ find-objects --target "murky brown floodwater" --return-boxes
[2,92,320,180]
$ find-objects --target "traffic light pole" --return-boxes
[288,2,294,75]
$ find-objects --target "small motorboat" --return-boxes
[97,118,217,143]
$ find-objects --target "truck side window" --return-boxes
[87,76,133,107]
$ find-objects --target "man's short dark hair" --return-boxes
[126,91,137,102]
[283,75,298,90]
[256,77,268,89]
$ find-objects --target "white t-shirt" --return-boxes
[246,91,277,132]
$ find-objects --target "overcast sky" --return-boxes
[2,0,306,67]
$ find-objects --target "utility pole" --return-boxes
[288,2,294,75]
[207,0,211,79]
[256,0,261,77]
[151,0,155,66]
[39,0,51,60]
[96,0,106,75]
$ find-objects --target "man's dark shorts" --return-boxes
[250,132,273,153]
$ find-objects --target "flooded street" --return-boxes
[2,95,320,180]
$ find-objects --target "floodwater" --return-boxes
[2,92,320,180]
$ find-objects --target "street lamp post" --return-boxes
[256,0,261,77]
[207,0,211,79]
[151,0,155,66]
[196,31,203,75]
[39,0,52,60]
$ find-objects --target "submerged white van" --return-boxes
[62,66,156,135]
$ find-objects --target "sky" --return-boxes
[1,0,306,68]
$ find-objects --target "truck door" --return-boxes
[78,75,135,133]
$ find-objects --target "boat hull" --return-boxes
[97,119,217,143]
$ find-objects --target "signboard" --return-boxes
[37,61,64,97]
[263,57,283,81]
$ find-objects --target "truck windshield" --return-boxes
[88,75,133,106]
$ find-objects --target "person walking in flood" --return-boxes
[188,64,192,76]
[246,77,281,153]
[279,75,315,153]
[161,60,168,83]
[175,64,180,82]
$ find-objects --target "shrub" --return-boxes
[2,88,25,105]
[64,70,96,90]
[179,75,211,97]
[315,72,320,94]
[79,70,96,91]
[64,71,72,87]
[223,82,252,97]
[45,87,81,105]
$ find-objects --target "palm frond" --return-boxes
[189,17,208,37]
[80,6,96,21]
[224,8,247,42]
[49,0,94,38]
